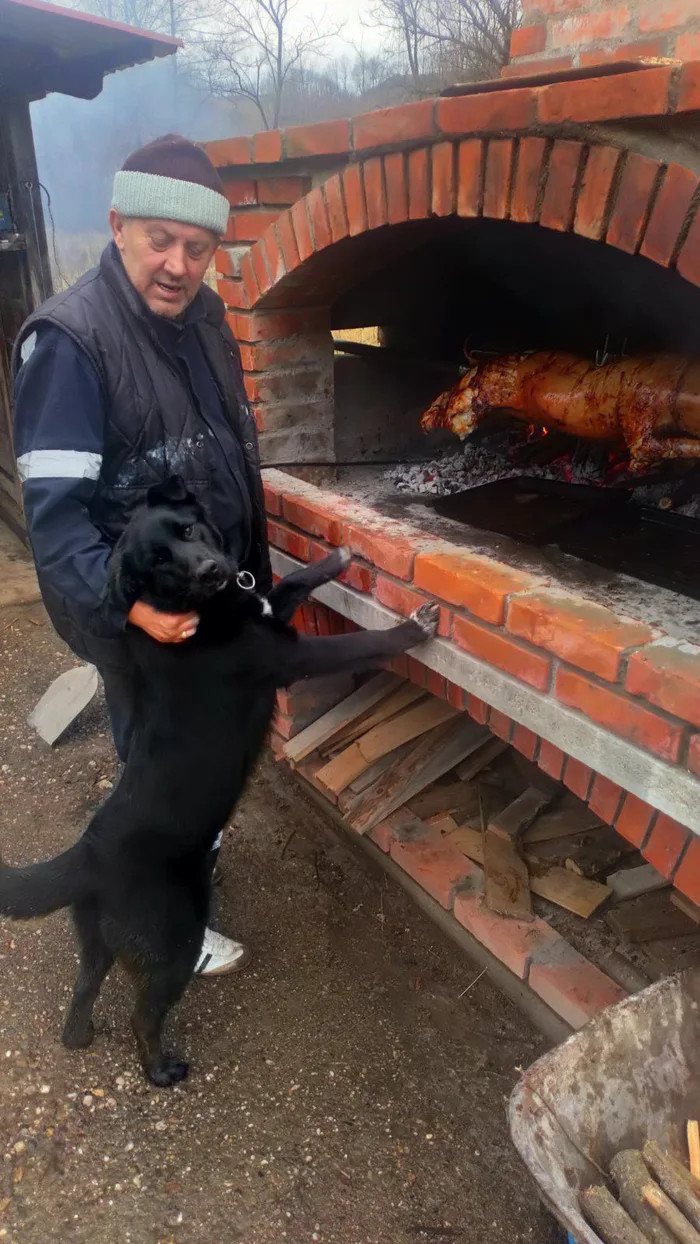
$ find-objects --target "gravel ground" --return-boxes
[0,599,560,1244]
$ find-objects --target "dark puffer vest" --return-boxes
[13,242,271,588]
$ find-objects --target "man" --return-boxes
[13,134,271,977]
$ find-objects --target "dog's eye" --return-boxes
[154,547,172,565]
[182,525,194,540]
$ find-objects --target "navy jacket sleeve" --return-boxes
[14,325,126,635]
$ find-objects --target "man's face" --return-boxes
[109,211,219,319]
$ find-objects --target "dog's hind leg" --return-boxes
[267,548,350,623]
[131,961,193,1087]
[62,902,115,1050]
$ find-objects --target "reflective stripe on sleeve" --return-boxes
[17,450,102,482]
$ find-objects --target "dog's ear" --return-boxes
[147,475,191,508]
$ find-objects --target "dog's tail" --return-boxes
[0,842,89,920]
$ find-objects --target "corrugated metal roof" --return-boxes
[0,0,180,101]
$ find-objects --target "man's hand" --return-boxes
[127,600,199,644]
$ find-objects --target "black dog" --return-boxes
[0,477,439,1086]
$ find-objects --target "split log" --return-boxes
[580,1185,650,1244]
[483,828,533,921]
[643,1141,700,1230]
[611,1150,677,1244]
[689,1123,700,1181]
[488,787,553,844]
[643,1182,700,1244]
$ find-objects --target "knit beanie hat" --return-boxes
[111,134,229,236]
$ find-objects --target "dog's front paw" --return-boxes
[410,601,440,640]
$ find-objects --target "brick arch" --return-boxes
[235,137,700,314]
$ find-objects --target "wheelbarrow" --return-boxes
[509,966,700,1243]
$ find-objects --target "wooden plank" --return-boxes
[315,696,458,796]
[606,890,697,944]
[483,828,533,921]
[607,863,670,903]
[283,672,399,764]
[443,823,611,918]
[523,800,604,845]
[489,787,553,843]
[346,742,414,796]
[407,779,481,822]
[456,738,508,783]
[530,825,628,878]
[322,684,426,751]
[350,717,489,835]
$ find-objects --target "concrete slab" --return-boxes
[0,521,39,607]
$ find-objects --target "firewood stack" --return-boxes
[581,1130,700,1244]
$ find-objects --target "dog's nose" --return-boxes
[196,559,221,582]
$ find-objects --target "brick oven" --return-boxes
[203,35,700,928]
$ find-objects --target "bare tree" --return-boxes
[74,0,207,37]
[423,0,521,80]
[199,0,343,130]
[366,0,432,87]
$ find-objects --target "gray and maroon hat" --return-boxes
[111,133,229,236]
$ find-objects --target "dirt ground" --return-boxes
[0,597,561,1244]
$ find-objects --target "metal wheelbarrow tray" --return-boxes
[509,967,700,1244]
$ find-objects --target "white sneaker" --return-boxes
[195,928,252,977]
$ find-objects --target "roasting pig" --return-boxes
[420,351,700,474]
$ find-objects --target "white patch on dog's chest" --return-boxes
[259,597,273,618]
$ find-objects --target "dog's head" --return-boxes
[112,476,233,612]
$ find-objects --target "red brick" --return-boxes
[219,274,251,311]
[283,118,351,159]
[489,709,513,742]
[549,6,631,48]
[679,62,700,112]
[455,893,564,979]
[579,36,665,65]
[626,640,700,728]
[640,0,699,32]
[467,695,490,725]
[483,139,513,220]
[538,740,565,780]
[343,164,368,237]
[673,837,700,906]
[391,832,478,908]
[262,478,283,515]
[607,152,662,253]
[454,617,552,691]
[341,522,416,580]
[457,139,483,217]
[369,812,407,854]
[510,23,547,57]
[353,99,435,151]
[269,728,285,760]
[282,495,344,545]
[257,176,309,205]
[556,669,684,761]
[291,198,314,262]
[432,142,455,216]
[375,576,451,637]
[563,757,593,801]
[615,793,656,848]
[414,550,543,626]
[384,152,408,224]
[644,813,691,879]
[447,682,466,711]
[538,67,672,124]
[513,724,539,761]
[307,186,332,251]
[677,210,700,287]
[501,55,574,77]
[230,209,281,245]
[308,540,373,593]
[250,243,271,297]
[224,178,258,207]
[228,307,326,343]
[276,210,301,273]
[214,248,241,278]
[253,129,283,163]
[641,163,698,267]
[511,136,547,224]
[529,955,626,1029]
[574,145,621,241]
[588,775,624,824]
[437,88,536,134]
[246,368,327,405]
[540,139,583,231]
[205,136,252,166]
[362,156,386,231]
[690,734,700,777]
[262,229,285,286]
[323,174,349,243]
[408,147,430,219]
[507,591,654,682]
[676,32,700,61]
[242,335,326,371]
[407,656,429,690]
[266,520,310,562]
[427,670,447,700]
